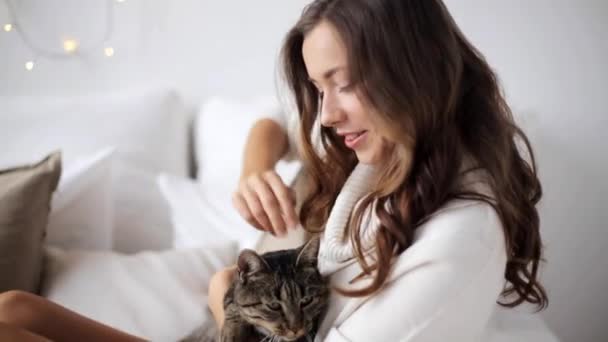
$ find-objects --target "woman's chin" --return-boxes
[355,151,380,165]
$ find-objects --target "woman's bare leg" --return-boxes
[0,322,52,342]
[0,290,147,342]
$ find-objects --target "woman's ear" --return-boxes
[237,249,268,283]
[296,235,320,269]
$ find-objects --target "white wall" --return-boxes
[447,2,608,342]
[0,0,310,103]
[1,1,607,341]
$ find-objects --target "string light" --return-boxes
[62,39,79,54]
[4,0,119,70]
[104,46,114,57]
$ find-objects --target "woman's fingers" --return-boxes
[231,192,267,232]
[251,176,287,236]
[262,171,299,230]
[241,178,279,234]
[232,171,298,237]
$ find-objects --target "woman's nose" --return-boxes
[320,93,345,128]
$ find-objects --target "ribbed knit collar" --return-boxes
[318,163,378,276]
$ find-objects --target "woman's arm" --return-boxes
[233,110,300,237]
[208,266,237,330]
[324,202,508,342]
[240,118,291,179]
[257,102,300,163]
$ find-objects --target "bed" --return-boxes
[0,86,559,341]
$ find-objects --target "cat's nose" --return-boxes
[288,327,305,337]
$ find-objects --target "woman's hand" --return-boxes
[232,170,298,237]
[208,266,237,330]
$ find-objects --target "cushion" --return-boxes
[47,147,115,250]
[190,97,301,251]
[0,87,189,176]
[159,172,309,253]
[158,173,262,250]
[194,96,301,192]
[41,242,239,341]
[112,163,173,253]
[0,152,61,293]
[0,87,189,253]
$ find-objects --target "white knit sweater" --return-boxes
[317,162,379,276]
[264,107,508,342]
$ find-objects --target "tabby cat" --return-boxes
[181,237,329,342]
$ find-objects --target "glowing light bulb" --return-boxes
[63,39,79,54]
[25,61,34,71]
[104,47,114,57]
[116,0,126,3]
[3,24,12,32]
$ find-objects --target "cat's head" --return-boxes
[233,237,328,341]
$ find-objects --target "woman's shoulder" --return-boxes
[414,199,504,252]
[407,159,501,251]
[383,198,507,286]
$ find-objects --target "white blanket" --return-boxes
[41,243,238,342]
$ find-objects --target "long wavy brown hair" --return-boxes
[279,0,548,310]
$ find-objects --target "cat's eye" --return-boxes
[300,296,313,307]
[266,302,282,311]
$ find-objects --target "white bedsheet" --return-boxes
[41,243,559,342]
[41,244,238,342]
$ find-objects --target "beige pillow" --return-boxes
[0,152,61,293]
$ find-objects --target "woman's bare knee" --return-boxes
[0,290,41,328]
[0,321,51,342]
[0,290,146,342]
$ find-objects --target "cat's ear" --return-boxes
[296,235,320,269]
[237,249,268,283]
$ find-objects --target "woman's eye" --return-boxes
[266,302,282,311]
[300,296,313,307]
[339,83,354,93]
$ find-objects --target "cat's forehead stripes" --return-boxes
[279,280,302,301]
[227,245,328,342]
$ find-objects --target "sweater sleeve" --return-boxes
[324,202,508,342]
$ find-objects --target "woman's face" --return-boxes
[302,20,390,165]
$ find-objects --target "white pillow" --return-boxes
[111,162,174,253]
[46,146,174,253]
[0,88,190,253]
[0,86,189,177]
[41,243,238,342]
[158,173,262,251]
[195,96,301,192]
[47,147,115,250]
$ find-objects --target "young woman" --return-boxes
[211,0,548,340]
[0,0,547,341]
